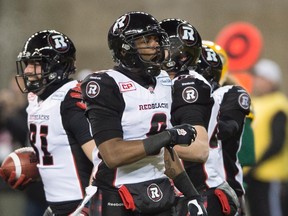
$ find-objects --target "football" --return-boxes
[1,147,40,181]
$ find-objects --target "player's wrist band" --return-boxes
[173,171,199,198]
[143,131,172,155]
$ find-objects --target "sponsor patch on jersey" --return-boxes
[238,93,250,110]
[119,81,136,92]
[147,183,163,202]
[51,91,66,100]
[182,86,198,103]
[182,81,195,86]
[86,81,100,98]
[159,77,172,86]
[29,114,49,121]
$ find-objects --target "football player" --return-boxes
[0,30,95,216]
[159,18,210,164]
[196,40,251,215]
[160,19,239,216]
[80,11,206,216]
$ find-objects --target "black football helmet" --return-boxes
[108,11,170,77]
[16,30,76,94]
[196,44,223,90]
[159,18,202,73]
[202,40,228,85]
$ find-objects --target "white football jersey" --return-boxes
[105,69,172,187]
[205,89,226,188]
[212,85,249,194]
[26,80,85,202]
[189,70,225,188]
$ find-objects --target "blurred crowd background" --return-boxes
[0,0,287,93]
[0,1,287,215]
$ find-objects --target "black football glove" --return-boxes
[166,124,197,146]
[143,124,197,158]
[188,195,208,216]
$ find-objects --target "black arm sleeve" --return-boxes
[218,86,250,139]
[173,171,199,198]
[171,75,212,128]
[81,72,125,146]
[61,90,93,146]
[218,110,245,140]
[87,107,123,146]
[217,119,239,140]
[171,102,212,129]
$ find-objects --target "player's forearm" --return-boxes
[174,126,209,162]
[164,148,184,179]
[98,138,147,169]
[81,139,96,162]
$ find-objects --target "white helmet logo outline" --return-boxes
[48,33,70,53]
[182,26,195,41]
[112,15,129,34]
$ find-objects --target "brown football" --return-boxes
[1,147,40,180]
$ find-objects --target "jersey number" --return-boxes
[146,113,167,136]
[29,124,54,165]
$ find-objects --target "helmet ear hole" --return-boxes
[120,49,127,56]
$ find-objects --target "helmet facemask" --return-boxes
[15,30,76,95]
[16,51,75,94]
[196,45,223,91]
[120,29,170,77]
[159,19,203,75]
[108,12,170,77]
[197,65,221,91]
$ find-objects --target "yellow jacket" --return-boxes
[251,92,288,181]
